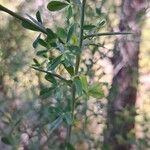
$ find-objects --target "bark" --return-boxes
[103,0,147,150]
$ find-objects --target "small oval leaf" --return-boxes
[56,27,67,39]
[38,39,47,47]
[68,45,80,55]
[67,6,73,20]
[40,87,54,99]
[83,24,96,30]
[73,77,83,96]
[47,1,69,11]
[64,112,73,125]
[80,75,88,94]
[1,136,14,145]
[47,55,63,71]
[46,28,57,40]
[22,19,40,31]
[36,11,42,23]
[67,24,75,43]
[63,64,74,76]
[88,82,105,99]
[36,50,47,56]
[45,74,57,84]
[33,34,41,48]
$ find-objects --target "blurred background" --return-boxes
[0,0,150,149]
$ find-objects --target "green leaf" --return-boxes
[63,65,74,76]
[22,19,40,31]
[80,75,88,94]
[56,42,65,52]
[88,82,105,99]
[40,87,53,99]
[67,6,73,20]
[65,0,70,3]
[33,58,40,66]
[63,52,74,67]
[49,42,57,48]
[66,143,75,150]
[36,50,47,56]
[63,112,72,125]
[47,1,69,11]
[73,77,82,96]
[56,27,67,39]
[98,19,106,27]
[36,11,42,23]
[68,45,80,55]
[71,34,78,45]
[83,24,96,30]
[47,55,63,70]
[67,24,75,43]
[1,135,14,145]
[26,14,42,27]
[96,7,101,16]
[45,74,57,85]
[33,34,41,48]
[96,8,107,22]
[48,106,63,115]
[98,12,107,19]
[46,28,57,40]
[55,87,63,100]
[38,39,47,47]
[33,37,47,48]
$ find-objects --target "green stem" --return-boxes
[32,67,70,84]
[83,32,133,39]
[0,5,47,34]
[66,84,76,148]
[75,0,86,74]
[0,5,25,21]
[66,0,86,148]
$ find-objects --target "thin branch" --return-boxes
[75,0,86,74]
[88,43,111,50]
[83,32,133,39]
[0,5,47,34]
[31,67,70,84]
[66,0,87,148]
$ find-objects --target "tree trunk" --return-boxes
[103,0,147,150]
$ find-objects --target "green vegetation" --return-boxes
[0,0,149,149]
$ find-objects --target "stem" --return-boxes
[66,0,86,148]
[0,5,47,34]
[32,67,70,84]
[75,0,86,74]
[83,32,133,39]
[66,84,76,148]
[0,5,25,21]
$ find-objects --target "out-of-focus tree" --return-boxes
[103,0,148,149]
